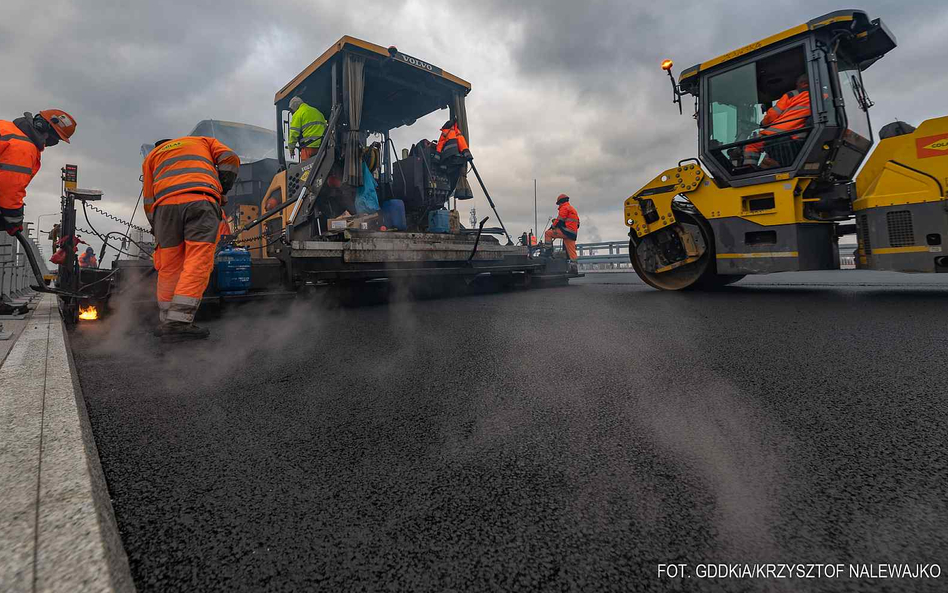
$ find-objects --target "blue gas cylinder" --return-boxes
[427,209,450,233]
[215,247,251,295]
[381,199,407,230]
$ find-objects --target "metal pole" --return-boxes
[534,179,538,245]
[468,161,512,245]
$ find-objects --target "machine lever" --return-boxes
[468,217,490,263]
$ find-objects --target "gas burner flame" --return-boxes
[78,305,98,321]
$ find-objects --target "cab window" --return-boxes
[706,45,812,176]
[836,54,872,149]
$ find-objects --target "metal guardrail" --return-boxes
[1,224,46,312]
[575,241,630,270]
[572,240,860,271]
[838,243,857,270]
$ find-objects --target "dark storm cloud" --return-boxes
[3,0,946,251]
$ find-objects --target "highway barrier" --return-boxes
[1,224,46,317]
[572,240,859,271]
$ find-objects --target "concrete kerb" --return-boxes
[0,294,135,593]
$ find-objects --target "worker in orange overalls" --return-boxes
[743,74,812,167]
[143,137,240,341]
[543,194,580,261]
[0,110,76,236]
[435,118,471,163]
[78,246,97,268]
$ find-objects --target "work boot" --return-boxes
[154,321,210,342]
[569,262,579,275]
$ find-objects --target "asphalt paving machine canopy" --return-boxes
[273,36,472,163]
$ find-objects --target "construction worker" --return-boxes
[78,246,97,268]
[287,97,327,160]
[48,222,61,246]
[143,137,240,341]
[743,73,812,167]
[435,118,471,163]
[0,110,76,236]
[543,194,580,261]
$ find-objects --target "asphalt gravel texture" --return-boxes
[70,271,948,592]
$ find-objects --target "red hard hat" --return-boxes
[38,109,77,143]
[556,193,570,204]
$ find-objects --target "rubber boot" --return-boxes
[154,321,210,342]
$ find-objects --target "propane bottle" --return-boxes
[215,247,251,295]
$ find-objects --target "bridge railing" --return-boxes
[573,241,630,270]
[567,240,860,271]
[1,225,44,330]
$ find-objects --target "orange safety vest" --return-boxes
[436,123,469,159]
[141,136,240,224]
[760,89,811,138]
[555,202,580,238]
[0,120,42,226]
[78,252,97,268]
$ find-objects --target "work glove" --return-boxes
[5,224,22,236]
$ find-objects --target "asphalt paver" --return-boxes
[70,272,948,592]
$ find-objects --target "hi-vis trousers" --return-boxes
[545,227,578,261]
[151,195,221,324]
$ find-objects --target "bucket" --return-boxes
[427,209,451,233]
[215,247,251,295]
[381,199,407,231]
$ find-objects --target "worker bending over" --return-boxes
[287,96,327,160]
[143,137,240,341]
[743,74,812,167]
[544,194,580,261]
[78,246,97,268]
[1,109,76,237]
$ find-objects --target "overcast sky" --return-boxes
[4,0,946,259]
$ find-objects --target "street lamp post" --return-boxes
[36,212,59,234]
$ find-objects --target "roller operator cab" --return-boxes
[625,10,948,290]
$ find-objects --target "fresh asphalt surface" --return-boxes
[70,271,948,592]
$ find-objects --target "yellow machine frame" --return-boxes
[623,10,948,289]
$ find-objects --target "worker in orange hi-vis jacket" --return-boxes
[543,194,580,261]
[743,73,812,167]
[142,136,240,342]
[0,109,76,236]
[78,246,97,268]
